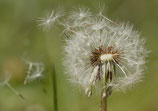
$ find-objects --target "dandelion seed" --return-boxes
[38,10,63,31]
[99,13,120,26]
[0,72,24,100]
[24,61,45,84]
[90,18,107,31]
[69,7,92,21]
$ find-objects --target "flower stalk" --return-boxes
[100,91,107,111]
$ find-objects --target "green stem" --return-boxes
[52,65,58,111]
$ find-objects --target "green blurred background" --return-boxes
[0,0,157,111]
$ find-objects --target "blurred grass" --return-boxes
[0,0,158,111]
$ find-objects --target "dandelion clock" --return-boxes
[39,7,149,111]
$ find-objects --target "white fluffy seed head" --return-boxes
[61,8,148,94]
[38,7,149,94]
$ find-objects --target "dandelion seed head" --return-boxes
[62,8,148,95]
[38,7,148,96]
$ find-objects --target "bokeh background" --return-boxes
[0,0,158,111]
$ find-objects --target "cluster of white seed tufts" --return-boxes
[39,7,148,96]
